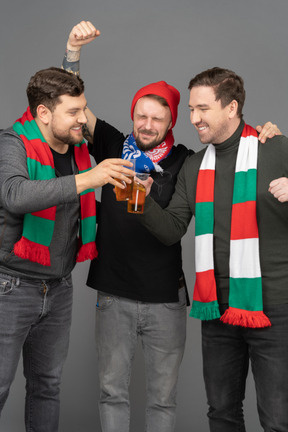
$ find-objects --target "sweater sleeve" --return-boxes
[140,155,196,246]
[88,119,126,163]
[0,130,78,214]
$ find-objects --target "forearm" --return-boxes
[62,47,80,76]
[2,173,77,214]
[61,46,96,142]
[140,197,190,245]
[140,165,194,245]
[0,133,78,213]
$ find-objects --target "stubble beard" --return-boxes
[52,126,84,146]
[135,126,169,152]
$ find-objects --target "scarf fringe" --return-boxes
[190,302,221,321]
[14,237,51,266]
[153,163,164,173]
[76,242,98,263]
[220,307,271,328]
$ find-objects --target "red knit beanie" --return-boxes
[130,81,180,128]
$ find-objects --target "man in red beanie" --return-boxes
[62,21,279,432]
[63,22,191,432]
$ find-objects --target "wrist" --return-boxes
[65,48,81,63]
[66,41,81,52]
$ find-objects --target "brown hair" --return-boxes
[188,67,245,118]
[143,94,169,107]
[26,67,85,117]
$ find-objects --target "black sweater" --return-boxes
[87,119,192,302]
[142,120,288,305]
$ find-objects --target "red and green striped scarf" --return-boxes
[12,107,98,266]
[190,124,271,328]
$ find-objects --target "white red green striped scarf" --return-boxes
[190,124,271,328]
[12,107,98,266]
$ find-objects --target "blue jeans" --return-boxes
[95,287,187,432]
[202,304,288,432]
[0,272,73,432]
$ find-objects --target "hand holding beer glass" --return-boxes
[127,172,150,214]
[115,159,136,201]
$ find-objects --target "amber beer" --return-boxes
[127,181,146,214]
[115,159,136,201]
[115,177,134,201]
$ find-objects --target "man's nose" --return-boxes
[190,110,201,125]
[78,111,88,124]
[144,117,153,129]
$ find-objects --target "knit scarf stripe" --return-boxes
[122,130,174,173]
[190,124,271,328]
[12,107,97,266]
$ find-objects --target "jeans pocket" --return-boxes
[96,291,115,310]
[0,275,15,296]
[164,287,187,310]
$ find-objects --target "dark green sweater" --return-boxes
[141,121,288,305]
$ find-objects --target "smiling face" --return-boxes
[133,96,172,151]
[40,93,88,152]
[189,86,240,144]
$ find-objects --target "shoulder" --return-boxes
[95,118,125,138]
[185,146,206,166]
[0,127,24,148]
[173,143,194,157]
[179,147,207,182]
[259,134,288,156]
[91,119,126,160]
[166,143,194,168]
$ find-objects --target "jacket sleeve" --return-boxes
[140,156,195,246]
[0,130,79,214]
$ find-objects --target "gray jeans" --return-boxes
[95,287,187,432]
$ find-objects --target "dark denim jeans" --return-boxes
[202,304,288,432]
[0,272,73,432]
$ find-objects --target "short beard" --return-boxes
[135,137,161,152]
[135,126,170,152]
[52,129,83,146]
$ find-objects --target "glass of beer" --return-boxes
[115,159,136,201]
[127,172,150,214]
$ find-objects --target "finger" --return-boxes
[112,172,134,183]
[72,26,86,40]
[107,158,134,167]
[75,22,91,39]
[278,194,288,203]
[86,21,101,36]
[269,185,284,196]
[273,190,288,202]
[269,177,285,188]
[258,128,273,143]
[258,122,274,143]
[265,125,280,138]
[104,160,135,175]
[79,20,97,37]
[108,177,126,189]
[103,166,134,183]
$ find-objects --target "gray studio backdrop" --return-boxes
[1,0,287,430]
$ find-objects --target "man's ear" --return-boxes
[228,99,238,119]
[36,104,51,125]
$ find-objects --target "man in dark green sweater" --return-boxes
[141,67,288,432]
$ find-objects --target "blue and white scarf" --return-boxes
[122,133,173,173]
